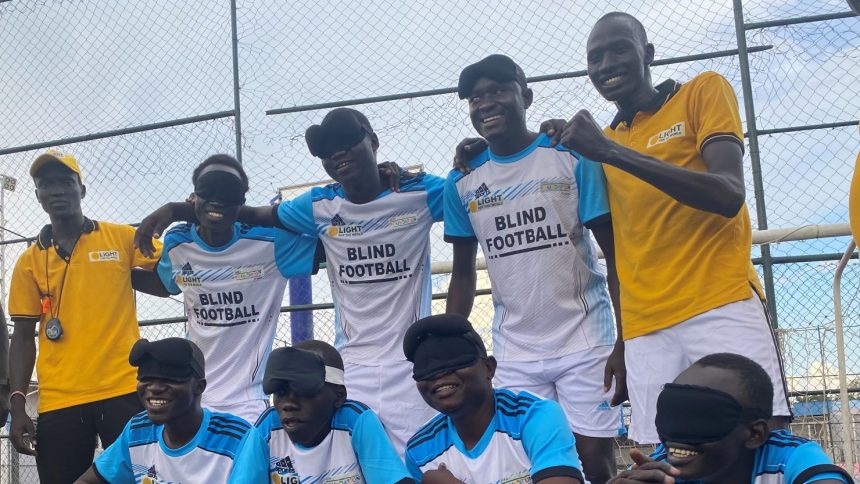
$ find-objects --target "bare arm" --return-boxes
[445,241,479,317]
[536,477,582,484]
[74,466,108,484]
[9,316,38,455]
[131,269,170,297]
[554,110,745,218]
[592,221,628,406]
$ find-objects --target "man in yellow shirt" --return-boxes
[544,12,790,444]
[7,151,165,483]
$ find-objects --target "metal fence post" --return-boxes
[834,240,856,475]
[230,0,243,163]
[732,0,778,326]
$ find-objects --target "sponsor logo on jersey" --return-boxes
[141,465,159,484]
[388,213,418,228]
[234,264,265,281]
[272,456,300,484]
[646,122,685,148]
[327,214,363,237]
[88,250,120,262]
[176,262,202,287]
[500,471,532,484]
[325,471,363,484]
[597,400,612,411]
[539,181,572,193]
[468,183,503,213]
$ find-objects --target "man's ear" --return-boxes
[744,419,770,450]
[522,87,534,110]
[80,184,87,199]
[370,132,380,154]
[333,385,347,409]
[485,356,498,381]
[645,43,655,66]
[195,378,207,396]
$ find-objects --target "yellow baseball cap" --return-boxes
[30,149,84,181]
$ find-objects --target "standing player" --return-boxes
[142,154,320,422]
[445,54,621,483]
[8,151,167,483]
[610,353,851,484]
[403,314,584,484]
[135,108,444,453]
[541,12,790,444]
[75,338,269,483]
[256,341,412,483]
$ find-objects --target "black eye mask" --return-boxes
[656,383,769,444]
[194,171,246,206]
[305,118,369,159]
[262,347,345,397]
[411,335,483,382]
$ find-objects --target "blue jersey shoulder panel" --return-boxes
[200,412,254,459]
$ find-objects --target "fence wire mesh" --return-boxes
[0,0,858,481]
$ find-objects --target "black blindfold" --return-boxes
[194,171,246,206]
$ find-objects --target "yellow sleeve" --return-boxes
[851,153,860,244]
[121,224,162,270]
[689,72,745,153]
[8,252,43,319]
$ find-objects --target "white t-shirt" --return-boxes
[444,134,615,361]
[157,223,318,413]
[256,400,410,483]
[94,409,268,483]
[277,172,445,364]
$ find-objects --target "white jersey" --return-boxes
[405,389,583,483]
[277,172,444,364]
[255,400,410,484]
[157,223,318,417]
[94,409,269,483]
[444,133,615,361]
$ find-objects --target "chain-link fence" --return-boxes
[1,0,859,481]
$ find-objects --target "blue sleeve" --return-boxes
[276,190,318,236]
[274,229,318,278]
[521,400,584,482]
[92,422,134,482]
[228,427,270,484]
[405,450,424,481]
[443,171,476,240]
[155,246,181,295]
[423,174,446,222]
[785,442,850,483]
[573,156,611,227]
[352,411,412,484]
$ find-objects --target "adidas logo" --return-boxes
[331,214,346,226]
[147,465,158,478]
[275,456,296,473]
[597,400,611,411]
[181,262,194,274]
[475,183,490,198]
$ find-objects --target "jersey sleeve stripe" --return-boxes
[206,428,245,441]
[209,420,251,434]
[792,464,853,484]
[700,132,744,153]
[210,415,251,429]
[532,466,584,483]
[407,416,447,445]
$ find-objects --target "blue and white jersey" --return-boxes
[405,389,583,483]
[652,430,852,483]
[157,223,318,415]
[94,409,269,483]
[255,399,411,484]
[444,133,615,361]
[277,172,445,363]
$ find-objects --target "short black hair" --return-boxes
[192,154,249,193]
[693,353,774,418]
[596,11,649,46]
[294,340,344,371]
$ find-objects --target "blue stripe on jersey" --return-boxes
[311,183,344,202]
[331,399,372,435]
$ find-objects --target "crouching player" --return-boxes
[611,353,853,484]
[255,340,413,483]
[403,314,584,483]
[75,338,268,483]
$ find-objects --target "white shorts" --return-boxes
[625,295,791,444]
[344,360,437,456]
[203,398,269,424]
[493,345,623,438]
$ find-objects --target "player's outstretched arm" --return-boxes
[446,241,479,317]
[134,202,197,257]
[131,269,171,297]
[592,222,627,406]
[74,466,108,484]
[547,111,745,218]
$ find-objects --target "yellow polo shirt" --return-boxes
[603,71,764,340]
[8,219,161,413]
